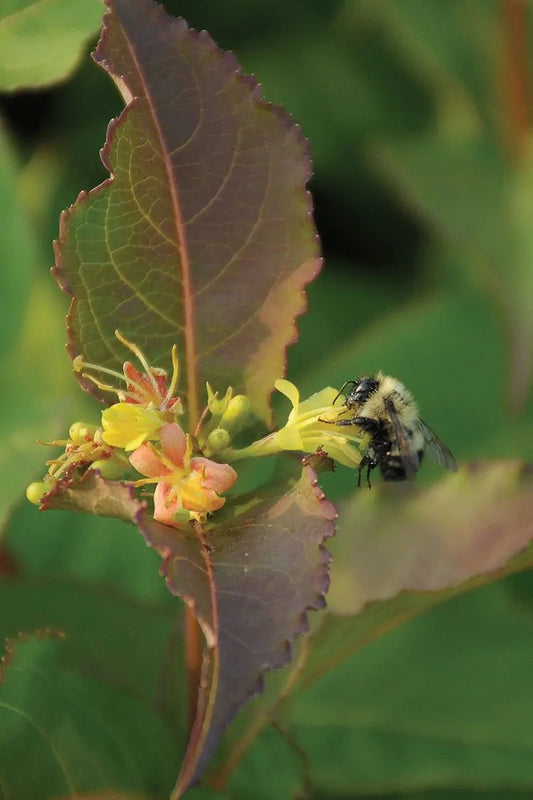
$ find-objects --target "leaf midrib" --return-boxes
[119,13,200,424]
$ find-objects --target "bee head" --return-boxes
[346,376,379,407]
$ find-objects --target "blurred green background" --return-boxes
[2,0,533,798]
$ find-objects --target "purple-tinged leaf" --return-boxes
[53,0,320,425]
[206,463,533,791]
[298,461,533,688]
[40,467,144,523]
[138,462,336,796]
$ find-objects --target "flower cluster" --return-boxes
[27,332,364,528]
[27,332,238,525]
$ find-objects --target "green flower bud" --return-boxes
[26,481,49,505]
[69,422,100,444]
[206,428,231,453]
[206,383,233,417]
[219,394,252,434]
[88,458,128,480]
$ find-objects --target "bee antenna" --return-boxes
[334,380,357,405]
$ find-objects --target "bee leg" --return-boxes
[353,416,380,433]
[358,453,375,489]
[334,415,380,433]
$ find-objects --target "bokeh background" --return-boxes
[2,1,533,798]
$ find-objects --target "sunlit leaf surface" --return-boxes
[0,0,103,90]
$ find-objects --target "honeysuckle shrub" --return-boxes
[3,1,533,799]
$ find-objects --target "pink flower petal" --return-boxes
[129,442,168,477]
[191,457,237,492]
[153,481,180,525]
[160,423,187,466]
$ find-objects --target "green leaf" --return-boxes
[0,631,177,798]
[367,0,496,121]
[372,131,533,408]
[373,133,509,267]
[286,582,533,795]
[0,578,179,716]
[0,125,36,355]
[54,0,320,425]
[348,792,533,800]
[0,128,79,532]
[225,724,307,800]
[138,462,336,796]
[6,500,169,602]
[0,0,103,91]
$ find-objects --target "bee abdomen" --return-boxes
[380,450,424,482]
[380,456,407,481]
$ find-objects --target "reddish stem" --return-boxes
[185,605,203,731]
[501,0,531,159]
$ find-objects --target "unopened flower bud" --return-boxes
[219,394,252,435]
[206,383,233,417]
[26,481,50,505]
[206,428,231,453]
[88,458,127,479]
[69,422,100,443]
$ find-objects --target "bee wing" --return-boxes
[384,397,419,480]
[417,419,457,472]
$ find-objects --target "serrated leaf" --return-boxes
[300,461,533,686]
[0,0,103,91]
[40,467,144,522]
[138,462,336,796]
[54,0,320,425]
[212,463,533,793]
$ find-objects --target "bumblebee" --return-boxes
[327,372,457,487]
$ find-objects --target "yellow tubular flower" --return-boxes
[223,380,363,468]
[101,402,164,451]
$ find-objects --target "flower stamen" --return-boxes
[163,344,180,407]
[115,329,160,396]
[78,370,146,403]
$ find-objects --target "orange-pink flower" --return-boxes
[130,422,237,525]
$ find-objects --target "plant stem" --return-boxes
[185,605,203,731]
[501,0,531,160]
